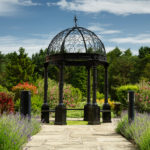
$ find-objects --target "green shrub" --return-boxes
[31,95,43,113]
[14,78,83,113]
[36,78,82,108]
[15,95,43,114]
[0,85,8,92]
[96,92,104,99]
[135,80,150,113]
[116,84,139,107]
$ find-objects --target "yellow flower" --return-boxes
[96,98,115,110]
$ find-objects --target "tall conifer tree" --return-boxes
[6,47,36,89]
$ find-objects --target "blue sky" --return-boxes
[0,0,150,56]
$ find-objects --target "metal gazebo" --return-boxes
[41,17,111,125]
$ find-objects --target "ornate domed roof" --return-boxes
[47,17,106,57]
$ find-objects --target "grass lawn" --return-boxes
[50,120,88,125]
[51,109,115,118]
[67,110,84,118]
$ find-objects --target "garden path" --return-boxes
[23,119,136,150]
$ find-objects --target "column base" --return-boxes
[102,103,111,123]
[55,104,66,125]
[41,103,49,123]
[88,104,100,125]
[84,104,92,121]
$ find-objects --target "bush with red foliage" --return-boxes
[0,92,14,114]
[12,82,37,94]
[12,82,38,101]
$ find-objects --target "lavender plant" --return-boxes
[116,112,150,150]
[0,113,40,150]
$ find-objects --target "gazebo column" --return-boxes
[41,62,49,123]
[88,64,100,125]
[102,64,111,122]
[55,62,66,125]
[84,66,92,121]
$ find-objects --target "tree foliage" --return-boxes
[138,46,150,58]
[1,46,150,100]
[5,48,36,89]
[32,49,47,78]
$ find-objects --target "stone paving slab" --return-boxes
[23,119,136,150]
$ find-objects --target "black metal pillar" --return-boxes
[93,65,97,104]
[88,64,100,125]
[20,90,31,120]
[128,91,134,123]
[55,62,66,125]
[84,66,91,121]
[41,62,49,123]
[102,64,111,123]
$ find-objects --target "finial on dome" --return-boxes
[74,15,78,27]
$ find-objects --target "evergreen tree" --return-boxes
[6,47,36,89]
[65,66,87,96]
[32,48,59,80]
[138,46,150,58]
[32,49,46,77]
[0,51,4,73]
[139,54,150,81]
[107,47,122,63]
[0,51,6,86]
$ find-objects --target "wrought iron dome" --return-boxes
[46,17,107,64]
[48,18,106,55]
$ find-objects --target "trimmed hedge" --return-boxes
[116,84,139,107]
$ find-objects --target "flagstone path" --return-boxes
[23,119,136,150]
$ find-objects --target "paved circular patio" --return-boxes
[23,119,136,150]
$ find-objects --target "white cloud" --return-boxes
[105,46,116,52]
[0,35,51,57]
[0,0,40,16]
[105,46,126,52]
[110,33,150,44]
[88,24,121,35]
[46,2,56,7]
[19,0,41,6]
[48,0,150,15]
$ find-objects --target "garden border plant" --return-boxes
[0,113,41,150]
[116,112,150,150]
